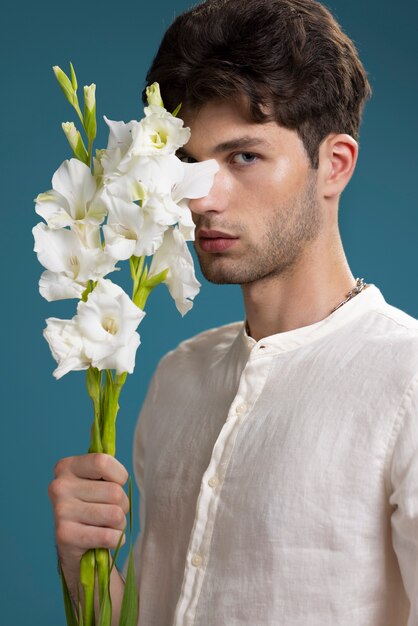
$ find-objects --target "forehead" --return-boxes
[181,99,308,158]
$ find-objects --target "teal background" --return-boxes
[1,0,417,623]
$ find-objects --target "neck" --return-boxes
[241,231,357,342]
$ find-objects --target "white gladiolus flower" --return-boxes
[43,279,145,379]
[102,156,219,257]
[75,279,144,373]
[43,318,90,379]
[103,195,168,259]
[172,159,220,240]
[35,158,107,229]
[148,227,201,316]
[130,105,191,157]
[100,117,138,177]
[33,223,117,301]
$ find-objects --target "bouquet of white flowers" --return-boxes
[33,63,218,626]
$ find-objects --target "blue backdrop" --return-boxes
[1,0,417,623]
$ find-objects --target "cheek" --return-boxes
[239,157,302,208]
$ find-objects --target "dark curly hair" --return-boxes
[144,0,372,169]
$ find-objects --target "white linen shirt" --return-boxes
[130,283,418,626]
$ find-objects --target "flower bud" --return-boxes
[53,65,77,107]
[146,82,164,107]
[84,83,96,112]
[62,122,89,164]
[69,62,78,91]
[83,84,97,143]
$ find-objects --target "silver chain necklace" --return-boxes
[245,277,368,336]
[330,277,368,314]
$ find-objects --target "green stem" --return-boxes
[74,101,84,127]
[101,371,127,456]
[130,255,146,303]
[102,419,116,456]
[89,400,103,454]
[87,368,103,454]
[95,548,110,608]
[80,550,95,626]
[135,285,152,310]
[88,137,93,170]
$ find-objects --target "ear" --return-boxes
[318,133,358,199]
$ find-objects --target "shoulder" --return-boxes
[371,297,418,332]
[367,297,418,346]
[361,295,418,384]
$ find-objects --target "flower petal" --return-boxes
[39,270,85,301]
[43,317,90,379]
[148,227,200,315]
[52,159,97,217]
[173,159,219,202]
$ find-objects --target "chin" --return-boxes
[198,258,259,285]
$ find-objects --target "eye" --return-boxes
[177,153,198,164]
[231,152,258,166]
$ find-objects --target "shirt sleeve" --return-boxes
[122,364,162,583]
[389,371,418,625]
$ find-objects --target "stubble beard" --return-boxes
[194,173,322,285]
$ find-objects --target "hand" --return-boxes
[48,453,130,583]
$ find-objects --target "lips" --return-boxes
[197,229,239,253]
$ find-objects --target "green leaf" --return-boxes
[59,563,79,626]
[172,102,182,117]
[70,62,78,92]
[144,268,168,289]
[78,600,84,626]
[128,478,133,534]
[73,134,90,165]
[81,280,96,303]
[118,546,138,626]
[110,528,127,576]
[114,372,128,388]
[86,367,101,403]
[97,590,112,626]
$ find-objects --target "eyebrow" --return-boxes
[177,136,270,160]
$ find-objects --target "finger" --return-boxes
[50,477,130,513]
[55,454,129,485]
[56,500,127,531]
[56,520,126,553]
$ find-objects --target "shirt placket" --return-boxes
[172,343,274,626]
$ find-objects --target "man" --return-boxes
[49,0,418,624]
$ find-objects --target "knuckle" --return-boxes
[110,484,127,508]
[100,527,116,549]
[54,501,68,521]
[53,458,67,478]
[93,453,110,476]
[108,505,125,528]
[48,477,64,500]
[55,522,72,547]
[121,466,129,484]
[122,494,130,515]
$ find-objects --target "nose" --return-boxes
[188,168,229,217]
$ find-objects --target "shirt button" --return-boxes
[191,554,203,567]
[208,475,220,488]
[236,402,247,415]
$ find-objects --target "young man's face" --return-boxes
[179,100,323,285]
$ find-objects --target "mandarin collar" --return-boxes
[239,283,386,355]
